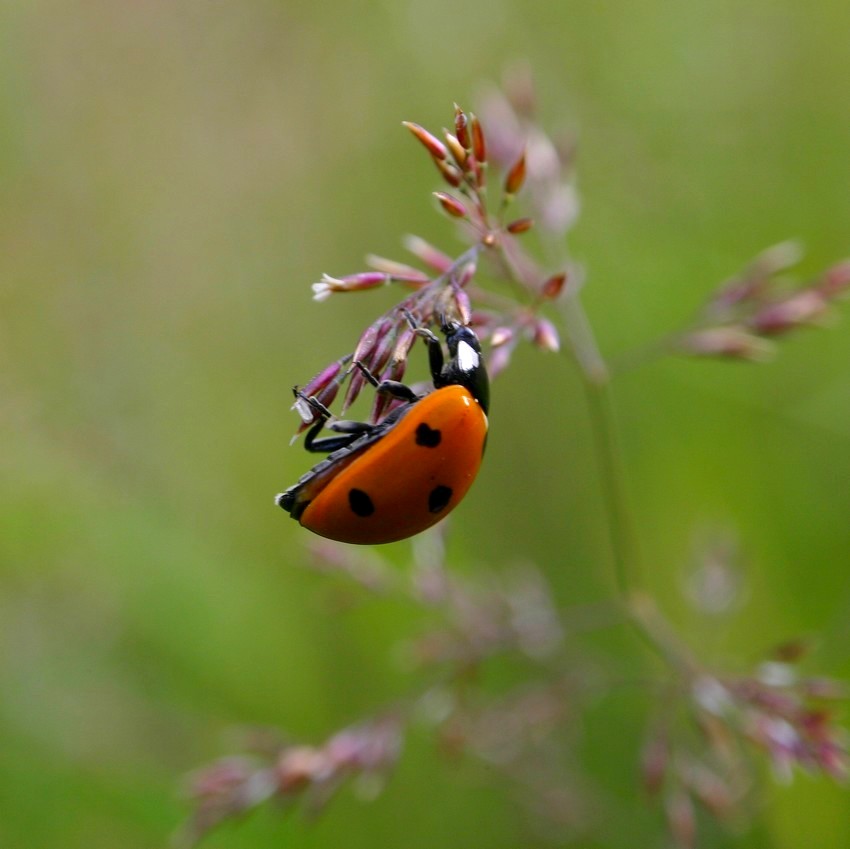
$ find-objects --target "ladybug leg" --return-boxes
[352,361,419,403]
[294,389,375,454]
[400,308,446,383]
[303,421,373,454]
[293,389,333,422]
[416,327,446,385]
[375,379,419,402]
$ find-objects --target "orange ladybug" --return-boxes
[276,320,489,544]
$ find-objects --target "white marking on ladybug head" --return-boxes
[457,339,479,372]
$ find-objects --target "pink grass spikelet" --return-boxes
[533,317,560,352]
[434,278,472,326]
[364,324,398,381]
[747,289,829,335]
[370,356,408,423]
[817,259,850,299]
[490,326,515,347]
[292,355,352,432]
[310,275,338,302]
[708,241,803,314]
[299,357,347,401]
[341,321,385,412]
[487,340,514,378]
[455,260,477,289]
[341,367,367,414]
[352,317,382,365]
[403,234,454,273]
[365,254,430,285]
[678,326,775,361]
[277,746,330,792]
[312,272,390,301]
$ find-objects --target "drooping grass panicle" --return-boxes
[186,67,850,848]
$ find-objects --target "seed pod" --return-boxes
[541,272,567,300]
[770,639,811,664]
[402,121,448,161]
[433,192,467,219]
[470,113,486,163]
[454,104,470,149]
[434,157,463,188]
[443,131,468,168]
[506,217,534,234]
[504,150,527,196]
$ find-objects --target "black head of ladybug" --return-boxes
[434,320,490,415]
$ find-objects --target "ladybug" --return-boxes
[276,318,490,545]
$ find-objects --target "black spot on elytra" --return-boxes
[348,488,375,517]
[415,423,442,448]
[428,485,452,514]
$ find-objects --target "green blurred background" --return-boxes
[2,1,849,846]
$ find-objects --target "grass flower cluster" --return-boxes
[184,69,849,848]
